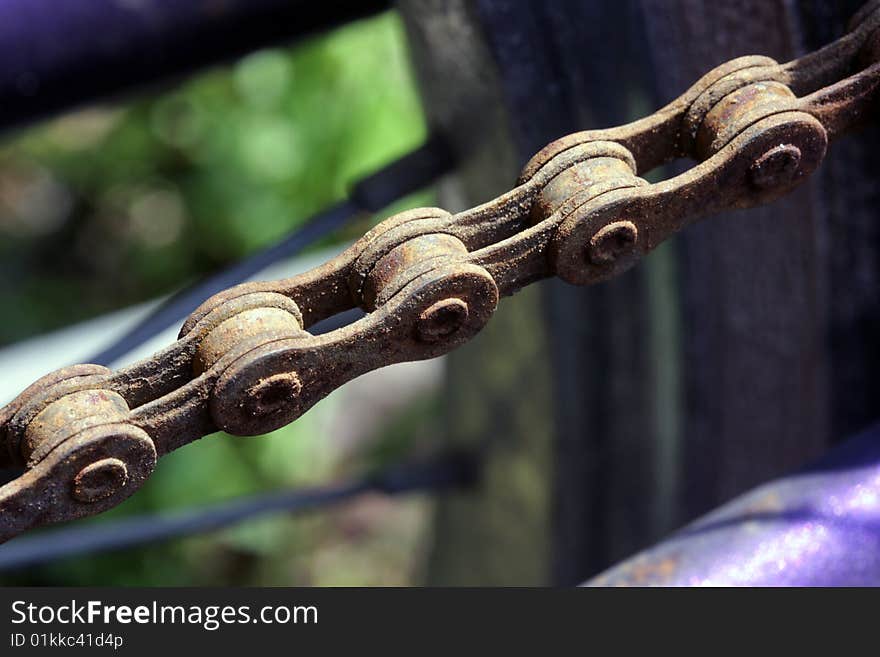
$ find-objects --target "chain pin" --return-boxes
[750,144,802,190]
[416,298,470,343]
[72,457,129,503]
[243,372,303,421]
[587,221,639,266]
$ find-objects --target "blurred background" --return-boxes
[0,10,447,586]
[2,0,877,588]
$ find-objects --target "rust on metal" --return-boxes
[417,298,470,343]
[72,457,129,504]
[749,144,803,190]
[0,0,879,542]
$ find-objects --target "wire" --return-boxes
[89,200,356,366]
[89,136,454,366]
[0,450,478,572]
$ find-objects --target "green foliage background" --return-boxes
[0,12,443,586]
[0,12,427,343]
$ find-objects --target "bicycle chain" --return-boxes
[1,1,879,543]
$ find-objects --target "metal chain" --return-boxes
[1,0,879,543]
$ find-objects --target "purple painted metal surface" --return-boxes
[587,422,880,586]
[0,0,389,130]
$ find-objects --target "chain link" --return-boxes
[1,0,879,543]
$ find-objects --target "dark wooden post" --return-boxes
[398,0,880,585]
[639,0,880,524]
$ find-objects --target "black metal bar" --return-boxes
[0,450,479,572]
[89,137,454,366]
[0,0,392,131]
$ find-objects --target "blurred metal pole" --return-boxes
[588,422,880,586]
[0,0,391,130]
[0,450,478,572]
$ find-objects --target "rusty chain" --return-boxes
[1,1,879,544]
